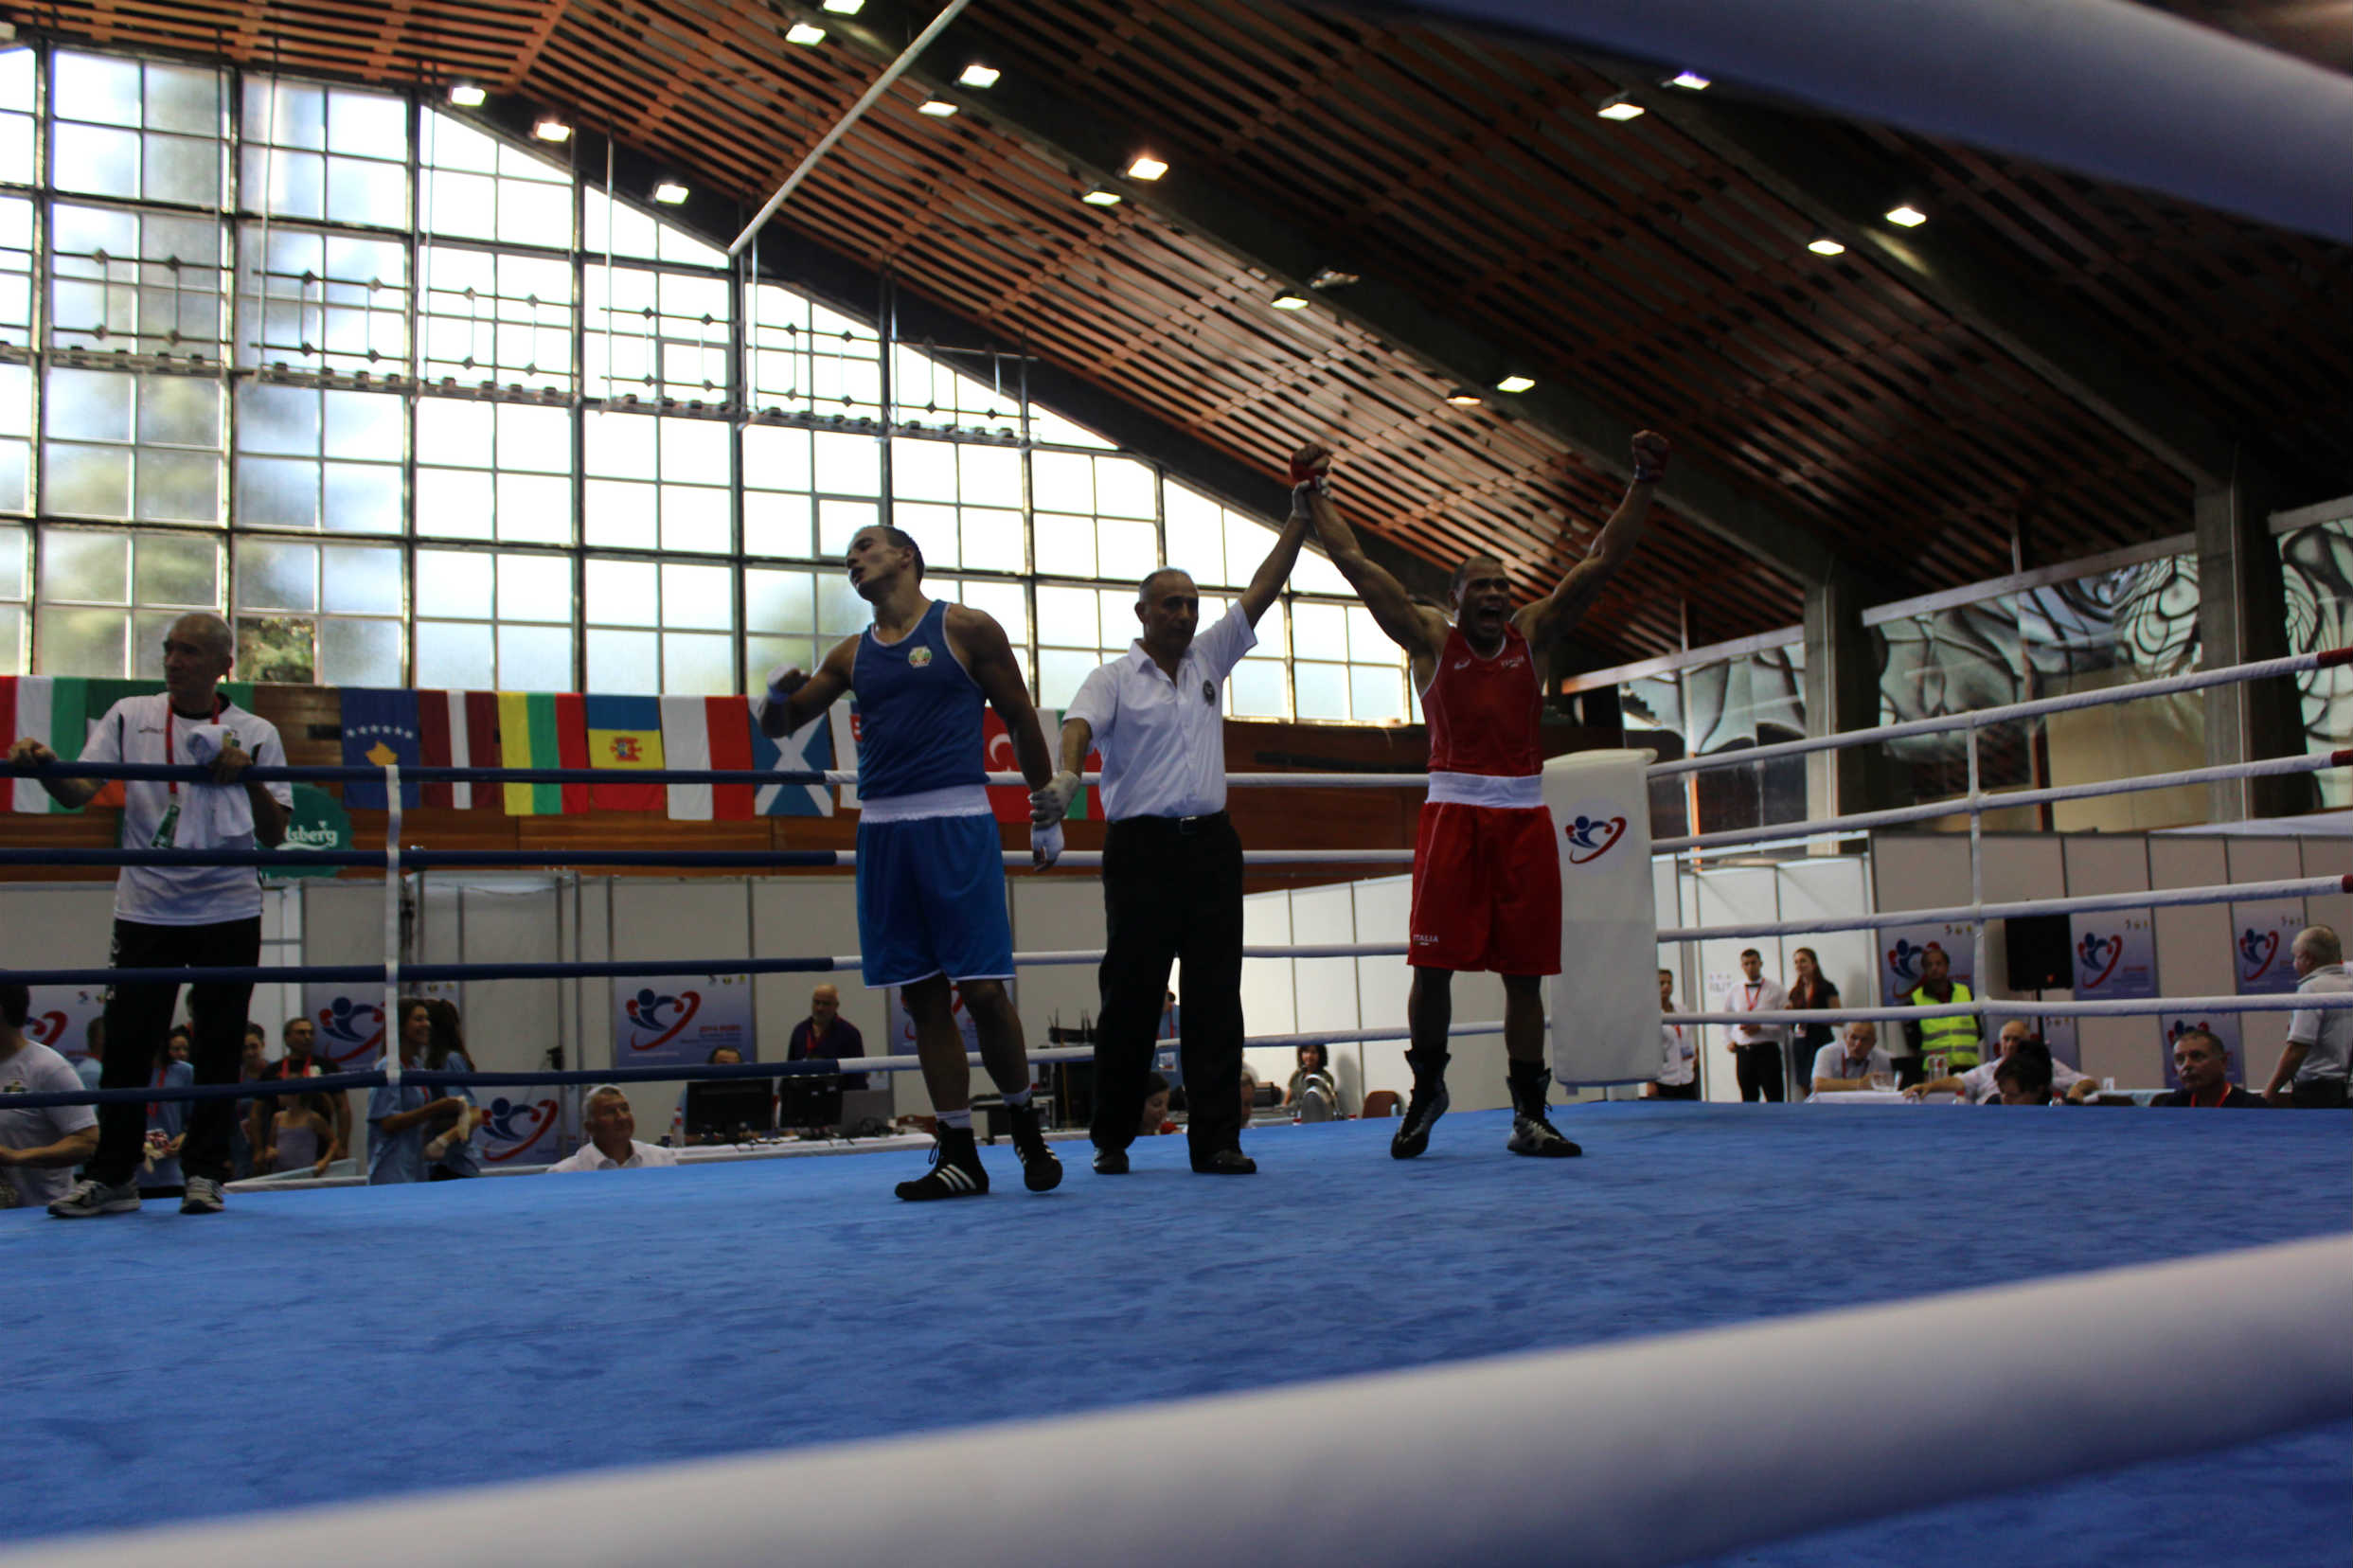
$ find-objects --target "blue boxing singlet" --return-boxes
[850,599,985,801]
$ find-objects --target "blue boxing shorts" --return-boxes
[855,799,1014,989]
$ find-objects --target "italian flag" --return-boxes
[0,676,96,813]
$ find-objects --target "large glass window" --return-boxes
[0,520,26,672]
[51,52,223,208]
[35,525,220,676]
[2281,513,2353,810]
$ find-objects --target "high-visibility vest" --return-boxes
[1909,982,1981,1067]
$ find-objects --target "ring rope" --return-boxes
[383,761,402,1087]
[1657,871,2353,944]
[1666,992,2353,1027]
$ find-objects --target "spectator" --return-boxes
[2261,926,2349,1108]
[1138,1072,1182,1136]
[167,1027,191,1066]
[547,1086,680,1172]
[1785,947,1842,1097]
[260,1093,336,1178]
[2153,1028,2266,1109]
[1990,1042,2059,1105]
[1153,989,1184,1088]
[1723,948,1789,1102]
[1809,1021,1894,1095]
[787,984,866,1090]
[1902,945,1983,1079]
[420,1000,482,1180]
[140,1025,196,1198]
[74,1016,105,1094]
[0,982,100,1210]
[1239,1061,1263,1125]
[14,610,294,1220]
[1648,968,1699,1100]
[1907,1020,2096,1104]
[233,1027,267,1179]
[1285,1042,1341,1121]
[248,1013,349,1164]
[365,999,470,1185]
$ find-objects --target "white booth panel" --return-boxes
[2149,837,2233,1004]
[2303,838,2353,938]
[1353,876,1415,1112]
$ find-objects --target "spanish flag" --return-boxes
[496,692,589,815]
[585,694,668,812]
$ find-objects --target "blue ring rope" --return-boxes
[0,847,850,869]
[2,953,843,987]
[0,1057,878,1112]
[7,759,839,787]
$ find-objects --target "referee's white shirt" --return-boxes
[1064,607,1257,821]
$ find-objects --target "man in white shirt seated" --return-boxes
[2260,925,2350,1108]
[0,983,100,1209]
[1809,1021,1894,1095]
[546,1086,681,1173]
[1905,1019,2095,1103]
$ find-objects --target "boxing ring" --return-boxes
[3,642,2351,1568]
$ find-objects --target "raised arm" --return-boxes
[1296,470,1448,661]
[757,634,858,739]
[949,606,1052,790]
[1236,504,1312,628]
[1519,430,1669,646]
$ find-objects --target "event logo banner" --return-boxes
[302,978,462,1067]
[23,986,106,1063]
[2069,912,2157,1001]
[479,1090,566,1166]
[1879,922,1977,1004]
[886,983,988,1060]
[2231,900,2306,995]
[612,971,753,1068]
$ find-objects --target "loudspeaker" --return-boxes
[2005,914,2073,991]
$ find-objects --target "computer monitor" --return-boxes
[777,1071,844,1132]
[684,1078,774,1143]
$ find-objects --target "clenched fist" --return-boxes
[1631,430,1670,485]
[1288,442,1332,495]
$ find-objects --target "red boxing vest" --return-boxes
[1424,623,1542,777]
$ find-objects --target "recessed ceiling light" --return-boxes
[918,99,957,117]
[448,83,486,108]
[1309,266,1359,289]
[1446,387,1484,407]
[1596,93,1645,121]
[957,63,1000,88]
[1807,236,1846,256]
[1885,205,1928,227]
[786,22,826,45]
[820,0,864,11]
[532,116,571,142]
[1271,290,1310,311]
[1495,375,1536,394]
[1125,154,1168,181]
[1668,71,1711,90]
[653,181,689,205]
[1080,187,1122,206]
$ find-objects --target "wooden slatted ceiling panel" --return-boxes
[31,0,553,80]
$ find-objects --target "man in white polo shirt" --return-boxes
[9,612,292,1219]
[2261,925,2350,1108]
[1032,454,1313,1177]
[547,1086,682,1172]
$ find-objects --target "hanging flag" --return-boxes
[495,692,589,815]
[749,705,834,817]
[661,695,761,822]
[585,694,667,812]
[829,697,862,811]
[1,676,90,812]
[979,708,1099,823]
[413,689,507,811]
[339,688,423,809]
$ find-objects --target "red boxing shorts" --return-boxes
[1408,801,1561,976]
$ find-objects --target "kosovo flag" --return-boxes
[340,688,423,808]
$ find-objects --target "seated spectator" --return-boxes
[788,984,866,1090]
[1990,1042,2059,1104]
[547,1086,680,1172]
[0,982,100,1210]
[365,999,471,1185]
[2152,1028,2266,1109]
[74,1016,105,1094]
[2261,925,2349,1108]
[248,1013,348,1165]
[141,1024,196,1197]
[1809,1021,1894,1094]
[1906,1020,2095,1104]
[1138,1072,1181,1136]
[1239,1062,1262,1126]
[1647,969,1700,1100]
[420,999,482,1180]
[1285,1042,1340,1122]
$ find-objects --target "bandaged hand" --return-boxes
[1030,820,1065,868]
[1031,770,1080,826]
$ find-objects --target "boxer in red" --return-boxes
[1294,429,1668,1158]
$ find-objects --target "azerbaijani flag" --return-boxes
[496,692,589,815]
[661,695,759,821]
[585,694,667,812]
[417,690,503,811]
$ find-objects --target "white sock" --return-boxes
[1001,1086,1032,1108]
[936,1107,972,1131]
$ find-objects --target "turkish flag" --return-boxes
[980,708,1101,823]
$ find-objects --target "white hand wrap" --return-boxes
[1030,820,1065,867]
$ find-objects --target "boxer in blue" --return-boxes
[760,525,1063,1200]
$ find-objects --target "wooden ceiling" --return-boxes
[14,0,2352,665]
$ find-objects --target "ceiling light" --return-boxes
[1885,205,1928,227]
[820,0,864,11]
[1125,154,1168,181]
[1309,266,1359,289]
[1271,290,1310,311]
[1668,71,1711,90]
[1495,374,1536,394]
[918,99,958,117]
[957,63,1000,88]
[653,181,689,205]
[1596,93,1645,121]
[786,22,827,45]
[1080,187,1122,206]
[1807,235,1846,256]
[447,83,486,108]
[1446,387,1485,407]
[532,116,571,142]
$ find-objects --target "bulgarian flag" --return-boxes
[1,676,95,812]
[495,692,589,815]
[416,690,504,811]
[661,695,760,821]
[584,694,668,813]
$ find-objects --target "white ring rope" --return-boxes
[13,1236,2343,1568]
[1658,872,2353,944]
[382,761,402,1088]
[1667,992,2353,1027]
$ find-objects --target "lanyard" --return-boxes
[166,696,226,798]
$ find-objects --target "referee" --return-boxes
[1032,451,1318,1176]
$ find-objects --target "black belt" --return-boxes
[1114,811,1229,836]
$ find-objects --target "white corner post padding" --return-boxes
[1544,748,1658,1086]
[9,1237,2344,1568]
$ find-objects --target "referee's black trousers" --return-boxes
[93,915,259,1188]
[1093,812,1245,1160]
